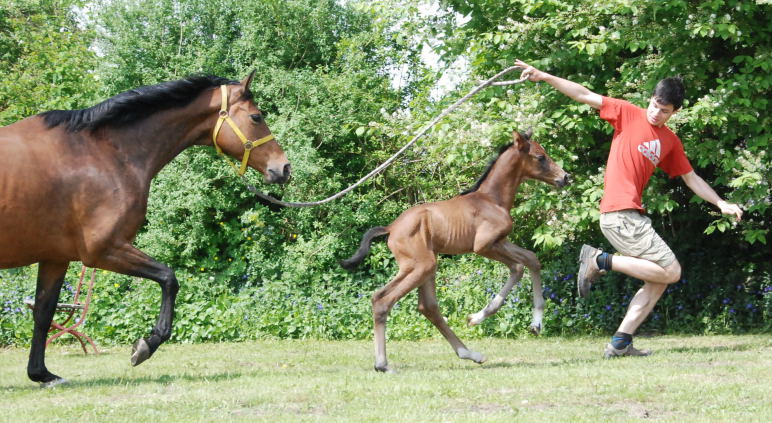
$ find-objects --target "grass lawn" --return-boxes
[1,335,770,422]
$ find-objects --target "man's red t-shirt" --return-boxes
[598,96,693,213]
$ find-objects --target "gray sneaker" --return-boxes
[577,244,605,298]
[603,343,652,359]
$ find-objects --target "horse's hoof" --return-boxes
[528,323,542,336]
[467,313,483,327]
[374,365,396,374]
[131,338,152,366]
[40,377,68,388]
[471,351,487,364]
[458,348,486,364]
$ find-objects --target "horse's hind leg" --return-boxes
[27,261,69,386]
[372,258,436,373]
[90,243,179,366]
[418,279,485,364]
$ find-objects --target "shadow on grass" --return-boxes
[662,343,757,354]
[0,370,250,391]
[393,356,597,372]
[480,357,594,370]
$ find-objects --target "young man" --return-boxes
[514,59,743,358]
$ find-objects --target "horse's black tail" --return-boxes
[340,226,389,270]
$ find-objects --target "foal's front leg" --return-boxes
[470,241,545,334]
[503,242,545,334]
[467,263,524,326]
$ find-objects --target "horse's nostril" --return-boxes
[283,163,292,177]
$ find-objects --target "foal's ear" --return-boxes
[241,69,257,90]
[513,130,531,153]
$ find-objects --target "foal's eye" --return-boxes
[537,155,547,163]
[250,114,264,124]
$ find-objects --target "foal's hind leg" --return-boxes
[471,241,545,334]
[90,242,179,366]
[27,261,69,386]
[418,279,485,364]
[372,259,436,373]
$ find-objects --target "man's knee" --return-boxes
[663,260,681,284]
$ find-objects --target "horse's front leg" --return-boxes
[471,241,544,334]
[27,261,69,387]
[516,246,545,335]
[89,243,179,366]
[467,262,524,326]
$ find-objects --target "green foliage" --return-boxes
[0,268,34,345]
[0,0,99,123]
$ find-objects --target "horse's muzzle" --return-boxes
[267,163,292,184]
[555,173,570,188]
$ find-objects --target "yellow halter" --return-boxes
[212,84,275,176]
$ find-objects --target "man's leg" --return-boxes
[617,280,668,334]
[611,256,681,285]
[580,210,682,294]
[583,210,683,357]
[603,260,680,358]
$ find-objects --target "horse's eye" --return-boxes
[537,155,547,162]
[250,114,264,124]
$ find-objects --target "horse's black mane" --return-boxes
[40,75,242,132]
[460,131,531,195]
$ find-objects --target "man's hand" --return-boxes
[717,200,743,221]
[514,59,602,109]
[515,59,548,82]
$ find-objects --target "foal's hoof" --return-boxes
[528,323,542,336]
[40,377,68,389]
[466,313,484,327]
[458,348,486,364]
[374,364,397,374]
[131,338,152,366]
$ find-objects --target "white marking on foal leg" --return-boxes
[529,271,545,335]
[456,347,486,364]
[467,294,505,326]
[468,265,523,326]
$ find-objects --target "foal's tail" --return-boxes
[340,226,389,270]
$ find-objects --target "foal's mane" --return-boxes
[460,131,531,195]
[40,75,245,132]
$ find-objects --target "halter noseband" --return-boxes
[212,84,275,176]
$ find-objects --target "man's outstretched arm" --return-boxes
[681,170,743,221]
[515,59,603,110]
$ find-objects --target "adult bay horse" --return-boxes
[0,71,290,386]
[341,130,569,372]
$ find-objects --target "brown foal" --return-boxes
[0,71,290,386]
[342,130,569,372]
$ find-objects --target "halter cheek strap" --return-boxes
[212,84,275,176]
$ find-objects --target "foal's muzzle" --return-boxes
[267,163,291,184]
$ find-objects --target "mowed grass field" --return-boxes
[1,335,770,422]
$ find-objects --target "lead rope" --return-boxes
[242,65,529,208]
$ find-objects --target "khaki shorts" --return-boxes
[599,210,676,268]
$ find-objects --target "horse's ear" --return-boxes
[241,69,257,89]
[524,127,533,140]
[513,130,531,153]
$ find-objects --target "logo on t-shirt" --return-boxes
[638,139,661,165]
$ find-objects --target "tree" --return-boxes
[0,0,98,124]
